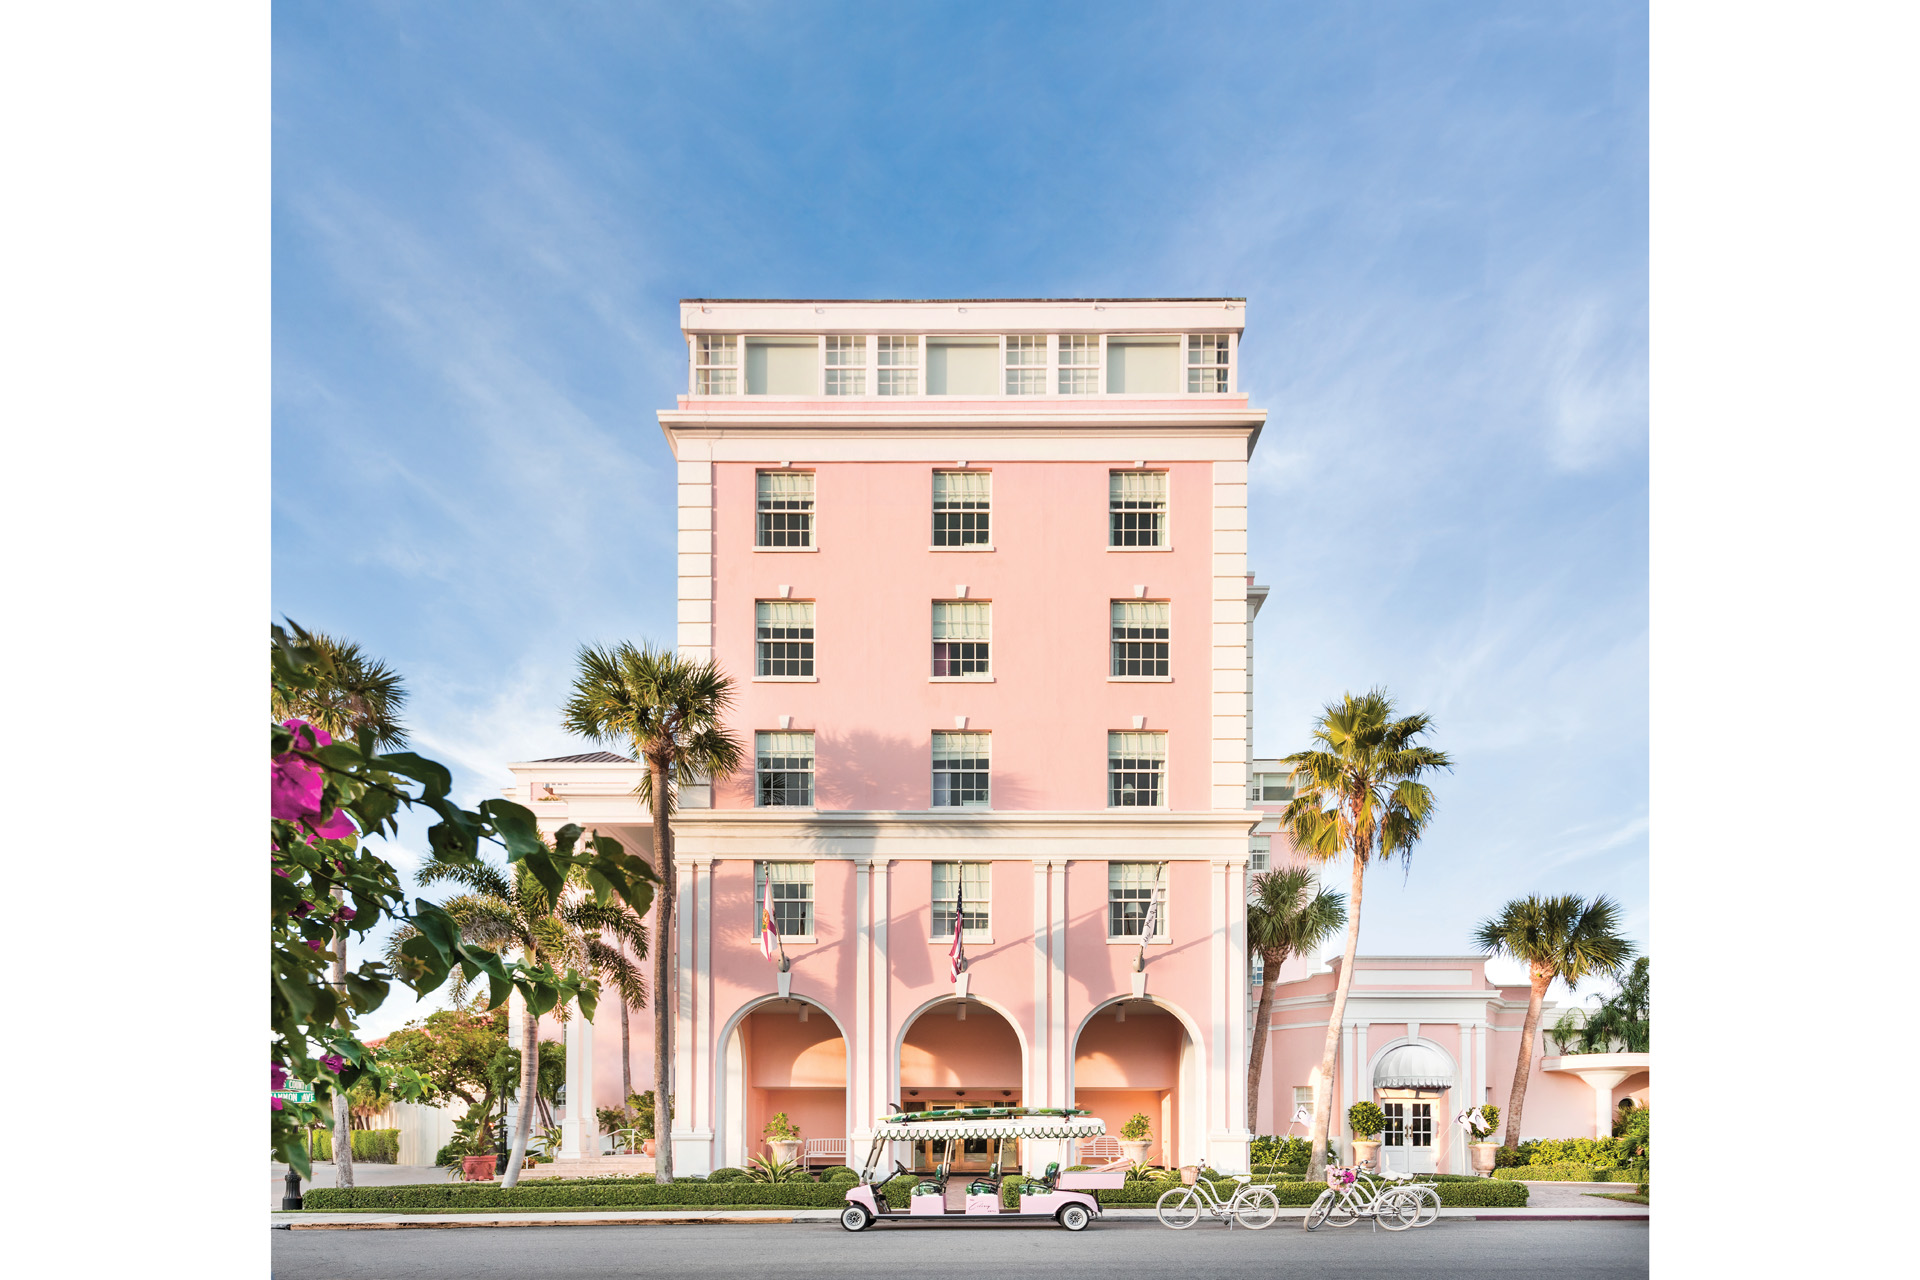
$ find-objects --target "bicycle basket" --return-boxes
[1179,1165,1199,1186]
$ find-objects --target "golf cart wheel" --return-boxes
[1058,1204,1092,1232]
[839,1205,872,1232]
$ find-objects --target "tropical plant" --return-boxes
[1120,1112,1152,1141]
[563,642,745,1183]
[390,849,644,1186]
[1244,864,1347,1130]
[763,1111,801,1140]
[1347,1101,1387,1141]
[1473,894,1637,1149]
[744,1154,809,1182]
[268,622,655,1178]
[1577,957,1650,1053]
[1547,1005,1588,1054]
[377,1000,510,1137]
[1478,1103,1501,1136]
[1278,688,1452,1179]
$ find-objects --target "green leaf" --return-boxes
[372,751,454,798]
[480,799,546,863]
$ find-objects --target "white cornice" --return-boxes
[658,409,1266,434]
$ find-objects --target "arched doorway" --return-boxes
[895,997,1026,1175]
[1367,1039,1456,1175]
[718,996,848,1171]
[1070,997,1202,1168]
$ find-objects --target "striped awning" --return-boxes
[870,1116,1107,1141]
[1373,1043,1453,1091]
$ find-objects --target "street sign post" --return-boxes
[273,1081,315,1104]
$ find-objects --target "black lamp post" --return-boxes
[281,1165,304,1210]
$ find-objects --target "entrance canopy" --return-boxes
[871,1115,1106,1142]
[1372,1043,1452,1091]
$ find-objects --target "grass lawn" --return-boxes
[1585,1192,1649,1205]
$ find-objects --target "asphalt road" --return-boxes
[272,1218,1648,1279]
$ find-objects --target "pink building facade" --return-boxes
[508,299,1275,1175]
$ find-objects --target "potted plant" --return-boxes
[1465,1103,1501,1174]
[764,1112,802,1164]
[1118,1112,1153,1165]
[1347,1101,1386,1168]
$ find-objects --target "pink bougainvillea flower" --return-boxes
[322,1054,346,1073]
[306,807,356,840]
[272,1061,289,1090]
[271,1097,284,1111]
[335,905,356,921]
[272,719,357,840]
[296,901,313,915]
[306,938,325,952]
[273,867,291,879]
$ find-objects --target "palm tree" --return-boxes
[1577,955,1650,1054]
[562,643,743,1183]
[270,626,407,1191]
[1245,866,1346,1131]
[391,856,648,1186]
[1279,689,1452,1180]
[1472,894,1637,1148]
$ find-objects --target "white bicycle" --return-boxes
[1155,1169,1281,1230]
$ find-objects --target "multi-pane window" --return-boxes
[825,335,867,395]
[1250,772,1297,803]
[755,731,814,807]
[756,471,814,547]
[1108,862,1168,938]
[1109,471,1168,547]
[1187,333,1230,393]
[1249,835,1271,872]
[1108,731,1167,807]
[695,335,737,395]
[931,731,990,807]
[878,335,918,395]
[1005,335,1047,394]
[756,601,815,677]
[1058,335,1099,394]
[932,861,991,938]
[931,601,991,678]
[1380,1102,1433,1149]
[932,470,991,547]
[754,861,815,936]
[1111,601,1171,677]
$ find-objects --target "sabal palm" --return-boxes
[1245,865,1347,1130]
[1279,688,1451,1180]
[269,629,409,749]
[1473,894,1636,1148]
[1579,955,1649,1055]
[563,642,743,1183]
[393,857,648,1186]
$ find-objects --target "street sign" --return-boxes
[274,1080,315,1104]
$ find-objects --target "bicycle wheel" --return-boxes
[1303,1188,1333,1230]
[1233,1186,1279,1230]
[1374,1190,1418,1231]
[1403,1184,1440,1227]
[1156,1186,1203,1230]
[1323,1191,1359,1227]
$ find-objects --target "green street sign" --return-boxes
[274,1081,315,1104]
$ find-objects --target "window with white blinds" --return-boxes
[932,861,991,938]
[932,601,991,678]
[1108,861,1168,938]
[1109,471,1168,547]
[756,600,815,677]
[753,861,815,935]
[1111,600,1171,677]
[1108,731,1167,807]
[756,471,814,547]
[755,732,814,807]
[932,470,991,547]
[931,730,990,808]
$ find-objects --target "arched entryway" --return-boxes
[717,996,849,1171]
[1070,996,1202,1168]
[894,996,1027,1175]
[1367,1038,1456,1175]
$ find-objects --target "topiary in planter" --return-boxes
[1347,1101,1387,1141]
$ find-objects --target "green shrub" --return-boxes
[1477,1103,1501,1135]
[1492,1163,1623,1182]
[1638,1181,1649,1198]
[814,1165,856,1181]
[1526,1137,1632,1168]
[878,1175,918,1209]
[1119,1112,1152,1141]
[302,1179,859,1211]
[707,1167,747,1183]
[672,1175,707,1184]
[309,1128,401,1164]
[1347,1102,1386,1141]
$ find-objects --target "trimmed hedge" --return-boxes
[1492,1164,1629,1182]
[309,1129,400,1164]
[304,1180,858,1211]
[707,1168,746,1183]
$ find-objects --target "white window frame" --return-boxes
[754,731,815,808]
[825,334,867,396]
[1250,772,1297,803]
[1186,332,1231,394]
[755,470,816,550]
[931,470,992,550]
[755,601,816,680]
[1004,334,1047,395]
[931,730,991,809]
[753,860,816,942]
[1107,861,1169,941]
[931,600,992,681]
[931,861,991,941]
[1110,600,1171,680]
[693,334,737,395]
[1058,334,1100,395]
[1249,835,1271,872]
[1108,470,1170,549]
[1107,731,1168,809]
[877,334,919,396]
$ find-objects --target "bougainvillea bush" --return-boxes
[270,622,657,1175]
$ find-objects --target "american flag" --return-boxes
[758,875,779,962]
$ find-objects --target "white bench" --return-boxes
[1077,1135,1122,1163]
[801,1138,847,1167]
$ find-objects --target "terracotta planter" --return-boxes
[769,1138,802,1164]
[642,1140,656,1157]
[460,1154,496,1181]
[1119,1140,1152,1166]
[1469,1143,1499,1175]
[1352,1139,1381,1168]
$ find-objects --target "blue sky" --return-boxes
[272,1,1647,1028]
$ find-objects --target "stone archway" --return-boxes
[717,995,849,1171]
[1070,996,1204,1168]
[894,997,1027,1174]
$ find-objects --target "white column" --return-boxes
[873,858,891,1128]
[854,858,872,1128]
[1049,859,1069,1105]
[1224,856,1249,1145]
[1208,859,1229,1130]
[561,1008,595,1157]
[693,855,714,1168]
[1031,859,1051,1108]
[672,856,696,1167]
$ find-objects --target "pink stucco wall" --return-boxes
[708,459,1218,812]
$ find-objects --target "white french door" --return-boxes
[1379,1100,1435,1174]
